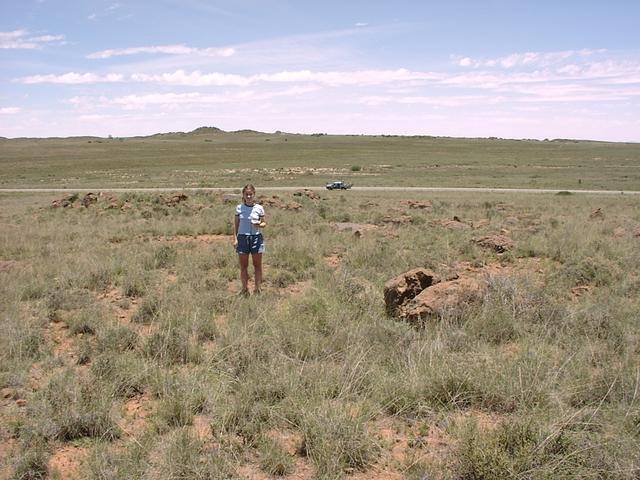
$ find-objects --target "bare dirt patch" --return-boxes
[0,260,18,273]
[47,445,88,480]
[119,393,155,438]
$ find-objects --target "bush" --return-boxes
[27,369,120,442]
[258,437,294,476]
[299,401,379,478]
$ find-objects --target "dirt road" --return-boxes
[0,187,638,195]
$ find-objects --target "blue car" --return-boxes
[325,181,352,190]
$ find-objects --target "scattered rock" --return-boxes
[293,189,320,200]
[334,222,377,235]
[259,195,302,210]
[406,200,432,209]
[634,228,640,238]
[164,193,188,206]
[51,193,78,208]
[589,208,604,219]
[613,227,626,237]
[571,285,592,297]
[2,387,17,399]
[442,217,471,230]
[473,234,514,253]
[81,192,98,207]
[285,201,303,211]
[383,268,441,316]
[258,195,280,206]
[382,214,413,225]
[473,219,490,229]
[221,193,240,204]
[401,276,486,324]
[0,260,18,273]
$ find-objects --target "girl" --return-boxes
[233,184,266,295]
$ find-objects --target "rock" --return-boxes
[401,276,486,324]
[2,387,17,399]
[383,268,440,316]
[571,285,592,297]
[0,260,18,273]
[81,192,98,207]
[472,234,514,253]
[285,202,303,211]
[51,193,78,208]
[382,214,413,225]
[165,193,188,206]
[613,227,626,237]
[294,189,320,200]
[221,193,240,204]
[442,218,471,230]
[334,222,375,232]
[589,208,604,219]
[473,219,491,229]
[359,201,379,208]
[407,200,432,209]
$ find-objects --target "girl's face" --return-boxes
[243,189,256,205]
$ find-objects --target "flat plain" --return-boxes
[1,131,639,479]
[1,128,640,190]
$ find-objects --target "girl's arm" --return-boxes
[233,215,239,245]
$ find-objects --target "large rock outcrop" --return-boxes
[384,267,488,325]
[383,268,440,317]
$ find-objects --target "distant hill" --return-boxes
[190,126,225,134]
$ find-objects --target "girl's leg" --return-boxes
[238,254,250,293]
[252,253,263,292]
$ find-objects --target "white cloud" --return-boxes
[21,72,125,84]
[0,107,21,114]
[68,86,320,111]
[359,95,491,107]
[453,49,607,69]
[88,44,236,59]
[19,68,441,87]
[355,22,369,27]
[130,70,250,86]
[0,29,65,49]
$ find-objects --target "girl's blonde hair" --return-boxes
[242,184,256,194]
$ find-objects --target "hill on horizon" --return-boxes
[2,126,628,144]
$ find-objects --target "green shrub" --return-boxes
[258,437,294,476]
[11,441,49,480]
[90,352,149,398]
[131,295,162,324]
[143,327,202,365]
[97,325,139,352]
[28,369,120,441]
[299,401,379,478]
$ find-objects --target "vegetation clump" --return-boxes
[1,190,638,478]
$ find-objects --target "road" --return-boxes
[0,187,639,195]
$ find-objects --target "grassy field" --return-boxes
[1,128,640,190]
[1,188,639,479]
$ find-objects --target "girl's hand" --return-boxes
[258,221,266,228]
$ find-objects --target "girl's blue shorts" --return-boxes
[236,234,265,254]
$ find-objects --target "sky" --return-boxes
[1,0,640,141]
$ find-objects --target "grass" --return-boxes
[1,130,639,190]
[0,188,639,478]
